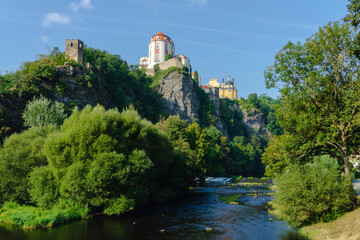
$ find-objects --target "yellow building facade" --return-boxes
[206,76,237,100]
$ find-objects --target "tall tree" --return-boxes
[264,22,360,174]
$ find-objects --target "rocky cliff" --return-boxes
[156,70,200,123]
[241,107,270,138]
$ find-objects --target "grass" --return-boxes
[149,67,185,88]
[300,207,360,240]
[219,193,243,204]
[0,202,90,230]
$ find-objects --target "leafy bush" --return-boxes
[0,125,57,204]
[272,155,357,227]
[22,96,67,128]
[0,202,90,230]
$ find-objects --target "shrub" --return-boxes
[272,155,357,227]
[22,96,67,128]
[0,125,57,204]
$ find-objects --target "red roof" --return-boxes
[151,31,172,42]
[200,85,208,89]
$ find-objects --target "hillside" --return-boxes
[0,45,282,178]
[300,207,360,240]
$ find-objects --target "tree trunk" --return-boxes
[340,128,350,174]
[341,130,350,174]
[344,154,350,175]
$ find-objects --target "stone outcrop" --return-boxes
[241,107,270,138]
[156,70,200,122]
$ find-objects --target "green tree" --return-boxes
[0,125,57,204]
[22,96,67,128]
[345,0,360,59]
[193,71,199,84]
[272,156,357,227]
[264,22,360,174]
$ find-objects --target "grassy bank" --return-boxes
[0,202,90,230]
[300,207,360,240]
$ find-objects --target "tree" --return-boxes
[345,0,360,59]
[193,71,199,84]
[264,22,360,174]
[272,156,356,227]
[0,125,57,204]
[22,96,67,128]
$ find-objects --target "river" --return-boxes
[0,183,304,240]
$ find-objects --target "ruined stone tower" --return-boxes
[65,39,83,62]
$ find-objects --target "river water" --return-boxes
[0,184,304,240]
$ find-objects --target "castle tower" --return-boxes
[65,39,84,62]
[147,31,175,69]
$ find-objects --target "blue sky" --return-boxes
[0,0,348,98]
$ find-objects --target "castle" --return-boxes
[139,31,191,73]
[201,76,238,100]
[65,39,84,62]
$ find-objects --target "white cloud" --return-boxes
[40,35,49,42]
[185,0,208,6]
[70,0,94,12]
[43,12,71,27]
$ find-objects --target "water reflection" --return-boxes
[0,185,305,240]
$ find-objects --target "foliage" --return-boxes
[22,96,67,128]
[264,22,360,174]
[26,105,194,212]
[0,125,57,205]
[0,202,90,230]
[192,71,199,84]
[165,54,173,61]
[262,134,303,176]
[238,94,283,136]
[219,193,242,204]
[194,81,216,128]
[219,98,247,139]
[150,66,184,89]
[272,156,357,227]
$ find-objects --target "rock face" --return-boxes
[241,108,270,138]
[157,70,200,122]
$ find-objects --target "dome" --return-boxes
[151,31,172,43]
[225,80,234,86]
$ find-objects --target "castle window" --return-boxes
[71,43,73,47]
[156,44,159,49]
[164,37,167,40]
[79,43,82,48]
[156,36,159,40]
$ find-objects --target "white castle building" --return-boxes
[139,31,190,71]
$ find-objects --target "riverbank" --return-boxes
[0,202,90,230]
[300,207,360,240]
[0,180,299,239]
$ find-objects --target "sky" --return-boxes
[0,0,348,98]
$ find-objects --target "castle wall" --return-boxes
[65,39,83,62]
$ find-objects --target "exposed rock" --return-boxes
[241,107,270,138]
[157,70,200,123]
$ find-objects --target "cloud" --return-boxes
[70,0,94,12]
[43,12,71,27]
[185,0,208,6]
[40,35,49,42]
